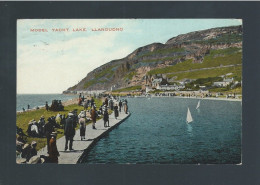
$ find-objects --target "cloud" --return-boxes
[17,29,133,94]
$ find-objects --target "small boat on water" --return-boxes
[186,107,193,124]
[196,100,200,109]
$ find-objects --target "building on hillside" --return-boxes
[111,85,116,91]
[156,84,185,91]
[145,85,152,93]
[152,78,163,88]
[199,86,207,91]
[223,77,234,83]
[213,77,234,87]
[179,79,194,85]
[213,82,229,87]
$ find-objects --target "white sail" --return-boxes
[196,100,200,109]
[186,107,193,123]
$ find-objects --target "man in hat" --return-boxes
[64,112,76,151]
[49,132,59,163]
[119,100,122,112]
[38,115,45,137]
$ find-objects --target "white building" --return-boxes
[213,82,230,87]
[111,85,116,91]
[223,77,234,83]
[157,84,185,91]
[213,77,234,87]
[145,86,152,93]
[152,78,163,88]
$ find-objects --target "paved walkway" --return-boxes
[38,111,130,164]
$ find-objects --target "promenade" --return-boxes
[38,111,130,164]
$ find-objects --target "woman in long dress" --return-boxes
[124,103,128,114]
[91,107,97,129]
[79,114,86,140]
[49,132,59,163]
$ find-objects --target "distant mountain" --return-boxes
[64,25,242,93]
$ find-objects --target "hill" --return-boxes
[64,25,242,93]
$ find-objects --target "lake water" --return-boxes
[16,94,78,112]
[82,97,241,164]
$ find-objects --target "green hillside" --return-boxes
[147,47,242,80]
[171,65,242,80]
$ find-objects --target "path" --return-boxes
[38,111,130,164]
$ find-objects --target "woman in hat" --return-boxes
[91,106,97,129]
[124,101,128,114]
[79,114,86,140]
[44,117,54,154]
[103,107,109,127]
[49,132,59,163]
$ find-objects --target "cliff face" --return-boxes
[65,25,242,92]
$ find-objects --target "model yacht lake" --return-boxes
[82,97,241,164]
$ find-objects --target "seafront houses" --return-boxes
[179,79,194,86]
[76,90,106,95]
[213,82,229,87]
[157,84,185,91]
[213,77,234,87]
[224,77,234,83]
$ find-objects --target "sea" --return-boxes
[16,94,78,112]
[81,97,242,164]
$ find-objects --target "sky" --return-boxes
[17,19,242,94]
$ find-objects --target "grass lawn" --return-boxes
[168,65,242,81]
[16,98,103,151]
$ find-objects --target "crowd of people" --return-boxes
[17,95,129,164]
